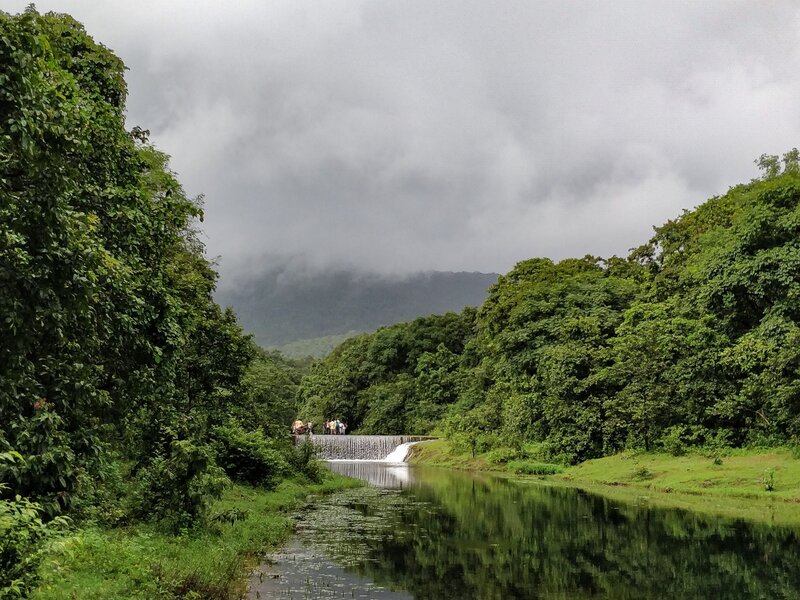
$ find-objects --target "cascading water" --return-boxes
[382,441,423,463]
[296,435,435,461]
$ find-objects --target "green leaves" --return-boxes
[0,8,270,544]
[298,310,477,433]
[0,451,69,597]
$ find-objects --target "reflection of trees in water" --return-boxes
[306,470,800,600]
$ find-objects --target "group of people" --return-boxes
[291,419,313,435]
[323,418,347,435]
[290,418,348,435]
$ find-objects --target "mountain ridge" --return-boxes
[216,269,499,348]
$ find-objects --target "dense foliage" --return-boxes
[300,311,476,435]
[0,9,312,595]
[300,151,800,463]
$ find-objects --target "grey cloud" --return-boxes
[9,0,800,286]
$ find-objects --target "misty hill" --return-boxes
[216,269,499,349]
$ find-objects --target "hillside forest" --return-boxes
[300,151,800,464]
[1,10,315,597]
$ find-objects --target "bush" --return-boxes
[658,425,717,457]
[475,432,502,454]
[507,461,564,475]
[0,452,69,599]
[763,468,776,492]
[213,421,288,489]
[659,426,689,456]
[701,429,734,455]
[0,495,51,599]
[446,431,502,458]
[745,430,785,450]
[0,409,78,517]
[485,447,520,465]
[287,439,323,483]
[70,453,130,527]
[134,440,228,530]
[521,442,550,461]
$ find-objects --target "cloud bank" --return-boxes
[10,1,800,286]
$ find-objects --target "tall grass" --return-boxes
[32,476,359,600]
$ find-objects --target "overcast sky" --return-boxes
[9,1,800,286]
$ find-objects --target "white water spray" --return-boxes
[382,441,423,463]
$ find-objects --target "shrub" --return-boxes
[763,468,776,492]
[134,440,228,530]
[446,432,477,456]
[745,430,785,450]
[213,421,288,489]
[659,426,689,456]
[701,429,734,455]
[0,495,51,599]
[70,452,130,527]
[521,442,549,462]
[485,447,520,465]
[0,452,69,598]
[788,442,800,460]
[287,439,323,483]
[0,409,78,516]
[210,507,250,525]
[507,461,564,475]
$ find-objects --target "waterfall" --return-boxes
[296,435,435,461]
[383,441,423,463]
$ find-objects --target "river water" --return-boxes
[247,461,800,599]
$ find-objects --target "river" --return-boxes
[247,461,800,599]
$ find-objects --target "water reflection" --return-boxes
[254,461,800,599]
[327,460,414,488]
[248,537,413,599]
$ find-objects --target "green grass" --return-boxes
[32,475,360,600]
[409,439,496,471]
[507,460,564,475]
[409,440,800,526]
[560,449,800,499]
[409,439,564,475]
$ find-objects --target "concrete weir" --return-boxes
[296,434,436,461]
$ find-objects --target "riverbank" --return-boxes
[31,474,360,600]
[409,440,800,525]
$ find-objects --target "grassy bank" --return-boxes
[32,475,359,600]
[409,440,564,475]
[409,440,800,525]
[561,449,800,499]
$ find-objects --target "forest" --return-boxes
[0,10,317,597]
[300,150,800,464]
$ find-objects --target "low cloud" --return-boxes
[10,1,800,284]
